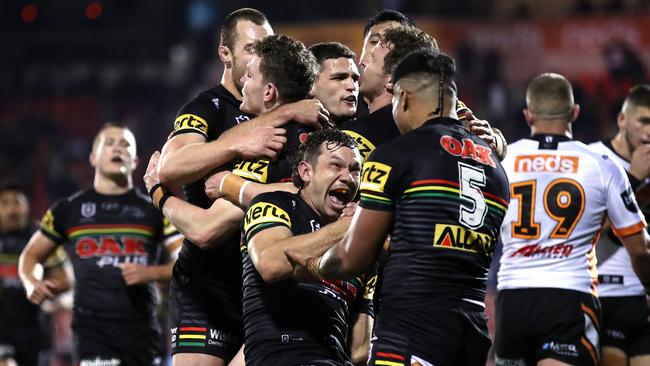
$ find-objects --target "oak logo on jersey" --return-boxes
[75,236,148,267]
[361,162,391,193]
[440,136,495,167]
[233,159,269,183]
[514,154,578,174]
[243,202,291,233]
[342,130,376,161]
[174,114,208,135]
[433,223,495,257]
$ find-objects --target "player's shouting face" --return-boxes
[298,141,361,222]
[90,126,138,179]
[312,57,360,120]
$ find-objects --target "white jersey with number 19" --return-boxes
[497,135,647,295]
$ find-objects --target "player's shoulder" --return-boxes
[248,191,296,210]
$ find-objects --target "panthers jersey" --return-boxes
[40,188,180,319]
[360,117,509,311]
[341,101,473,163]
[498,135,647,295]
[241,191,375,365]
[589,140,650,297]
[232,122,313,184]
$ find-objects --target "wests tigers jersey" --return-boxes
[40,188,180,319]
[359,117,509,311]
[498,135,647,295]
[589,140,649,297]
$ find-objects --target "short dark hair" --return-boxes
[382,26,438,75]
[526,73,574,119]
[220,8,268,50]
[254,35,319,104]
[290,128,358,189]
[309,42,356,70]
[623,84,650,113]
[392,49,456,86]
[363,9,415,37]
[91,122,132,153]
[0,180,27,196]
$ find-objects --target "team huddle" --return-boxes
[3,6,650,366]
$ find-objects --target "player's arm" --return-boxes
[348,312,373,365]
[618,230,650,293]
[158,99,328,186]
[145,151,244,249]
[248,218,351,283]
[318,208,392,279]
[204,170,297,208]
[18,232,65,305]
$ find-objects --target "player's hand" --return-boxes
[204,170,232,200]
[465,112,507,160]
[25,279,59,305]
[143,151,161,193]
[630,143,650,182]
[340,202,357,219]
[284,248,322,282]
[223,125,287,160]
[284,99,329,129]
[119,263,152,285]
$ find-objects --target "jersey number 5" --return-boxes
[458,162,487,229]
[511,178,585,239]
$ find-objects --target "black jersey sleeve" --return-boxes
[39,199,67,245]
[169,98,220,139]
[242,192,294,243]
[358,145,406,212]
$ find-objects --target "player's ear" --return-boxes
[132,155,139,170]
[400,89,409,113]
[570,104,580,122]
[263,83,277,105]
[523,108,534,126]
[617,110,626,129]
[297,160,313,185]
[218,45,232,67]
[89,152,97,167]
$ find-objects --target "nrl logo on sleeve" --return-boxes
[361,162,391,193]
[173,114,208,135]
[243,202,291,232]
[620,186,640,213]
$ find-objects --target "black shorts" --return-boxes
[72,314,162,365]
[369,307,491,366]
[495,288,601,366]
[0,328,41,366]
[168,269,243,361]
[600,296,650,357]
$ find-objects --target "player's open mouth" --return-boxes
[328,187,351,208]
[111,156,124,163]
[342,95,356,106]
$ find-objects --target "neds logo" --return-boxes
[514,154,578,173]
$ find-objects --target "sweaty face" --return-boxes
[622,105,650,151]
[0,191,29,232]
[92,127,138,179]
[240,55,266,115]
[302,144,361,222]
[360,41,391,101]
[230,20,273,93]
[313,57,360,122]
